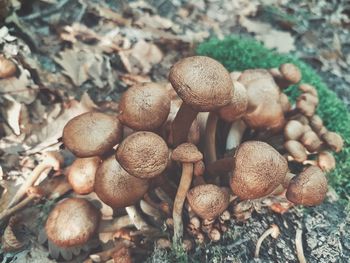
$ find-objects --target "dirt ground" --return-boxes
[0,0,349,262]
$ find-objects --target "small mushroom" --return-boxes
[269,63,301,89]
[299,83,318,96]
[169,56,233,146]
[284,140,307,163]
[118,82,171,131]
[45,198,100,255]
[284,120,305,141]
[94,156,149,209]
[187,184,230,220]
[230,141,288,200]
[286,166,327,206]
[254,224,280,258]
[317,151,336,172]
[322,131,344,152]
[67,157,101,195]
[309,115,323,133]
[171,143,203,243]
[63,112,122,157]
[116,131,169,179]
[279,93,291,112]
[0,55,17,78]
[300,130,323,152]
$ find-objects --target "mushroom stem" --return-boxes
[171,103,198,146]
[206,157,233,178]
[254,224,280,258]
[0,195,35,222]
[204,112,218,164]
[98,215,133,233]
[226,120,246,151]
[125,205,149,230]
[295,228,307,263]
[173,163,193,243]
[89,240,132,262]
[8,152,62,208]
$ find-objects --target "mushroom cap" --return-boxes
[284,120,304,141]
[171,143,203,163]
[317,151,336,172]
[286,166,327,206]
[322,131,344,152]
[230,141,288,200]
[187,184,230,220]
[94,156,149,209]
[67,157,100,195]
[309,115,323,133]
[0,56,16,79]
[279,63,301,84]
[296,96,316,117]
[63,112,122,157]
[116,131,169,178]
[45,198,100,248]
[279,93,291,112]
[118,82,171,131]
[168,56,233,111]
[299,84,318,97]
[284,140,307,163]
[218,81,248,122]
[300,130,323,152]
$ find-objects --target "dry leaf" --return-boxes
[1,95,22,136]
[119,40,163,74]
[120,74,151,86]
[135,14,174,31]
[60,23,99,44]
[240,17,295,53]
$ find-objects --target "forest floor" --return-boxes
[0,0,349,262]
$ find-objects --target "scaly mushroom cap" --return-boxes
[116,131,169,178]
[45,198,100,248]
[63,112,122,157]
[94,156,149,209]
[279,63,301,84]
[218,81,248,122]
[0,56,16,78]
[284,120,305,141]
[118,82,171,131]
[322,131,344,152]
[230,141,288,200]
[171,143,203,163]
[286,166,327,206]
[168,56,233,111]
[284,140,307,163]
[67,157,101,195]
[187,184,230,220]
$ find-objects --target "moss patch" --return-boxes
[197,36,350,199]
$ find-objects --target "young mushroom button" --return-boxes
[45,198,100,248]
[118,82,171,131]
[116,131,169,179]
[230,141,288,200]
[286,166,327,206]
[94,156,149,209]
[171,143,203,243]
[63,112,122,158]
[169,56,233,146]
[187,184,230,220]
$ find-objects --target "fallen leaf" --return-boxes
[239,16,295,53]
[0,95,22,136]
[120,73,151,86]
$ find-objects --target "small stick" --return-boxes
[296,228,307,263]
[254,224,280,258]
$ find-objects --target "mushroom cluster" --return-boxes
[15,56,343,261]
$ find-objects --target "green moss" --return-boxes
[196,36,350,198]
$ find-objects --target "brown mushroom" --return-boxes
[63,112,122,157]
[230,141,288,200]
[171,143,203,242]
[300,130,323,152]
[299,83,318,97]
[67,157,101,195]
[45,198,100,248]
[309,115,323,133]
[116,131,169,179]
[187,184,230,220]
[118,82,171,131]
[169,56,233,146]
[286,166,327,206]
[284,120,305,141]
[94,156,149,209]
[284,140,307,163]
[317,151,336,172]
[322,131,344,152]
[0,55,16,78]
[279,93,291,112]
[269,63,301,89]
